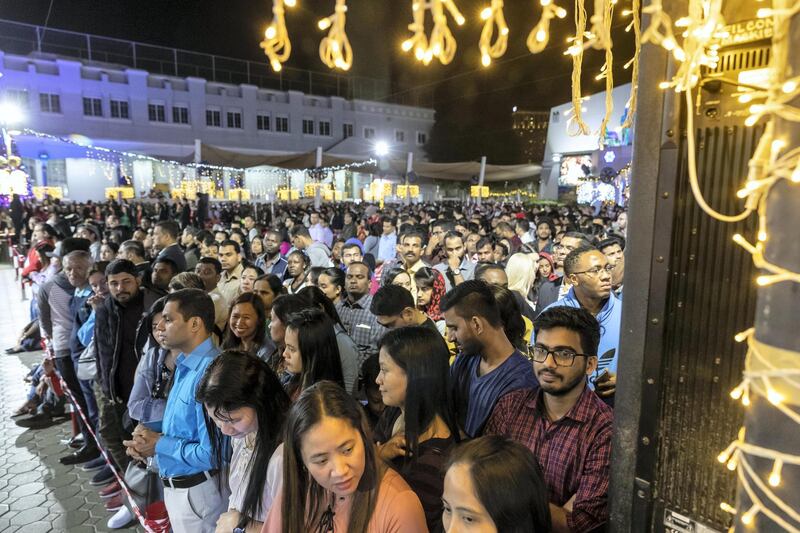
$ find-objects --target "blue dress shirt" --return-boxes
[155,337,220,477]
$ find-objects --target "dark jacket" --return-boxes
[94,287,159,402]
[157,242,187,272]
[535,278,562,317]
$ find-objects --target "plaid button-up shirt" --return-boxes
[485,384,613,532]
[335,294,386,365]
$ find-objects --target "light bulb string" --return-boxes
[260,0,294,71]
[738,454,800,530]
[566,0,592,137]
[479,0,509,65]
[527,0,567,54]
[319,0,353,70]
[619,0,640,130]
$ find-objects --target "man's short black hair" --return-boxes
[598,236,625,252]
[533,306,600,356]
[476,236,495,250]
[370,285,414,316]
[562,231,593,248]
[219,239,241,254]
[155,220,180,240]
[106,258,138,278]
[196,230,214,246]
[443,230,464,244]
[516,219,530,232]
[198,256,223,275]
[432,219,456,232]
[164,288,215,334]
[289,225,311,238]
[564,245,599,276]
[120,239,145,259]
[342,242,362,254]
[38,223,58,238]
[475,262,505,281]
[400,229,426,245]
[440,279,502,328]
[153,257,179,274]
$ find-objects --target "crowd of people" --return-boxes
[4,193,628,533]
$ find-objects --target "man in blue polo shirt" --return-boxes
[541,246,622,402]
[126,289,226,532]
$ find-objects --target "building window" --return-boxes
[302,119,315,135]
[206,109,221,127]
[148,103,166,122]
[364,127,376,140]
[83,97,103,117]
[39,93,61,113]
[417,131,428,145]
[395,130,406,143]
[110,100,129,119]
[227,110,242,128]
[319,120,331,137]
[172,106,190,124]
[257,114,271,131]
[343,123,354,139]
[276,116,289,133]
[6,89,29,109]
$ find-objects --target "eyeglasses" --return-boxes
[527,346,590,367]
[571,264,615,277]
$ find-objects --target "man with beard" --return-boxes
[542,246,621,402]
[532,218,556,254]
[434,231,475,292]
[486,306,613,533]
[536,231,592,313]
[399,230,428,299]
[255,229,288,278]
[443,280,538,438]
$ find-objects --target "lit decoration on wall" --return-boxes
[642,0,800,529]
[470,185,490,198]
[577,180,615,204]
[401,0,466,66]
[105,187,135,200]
[32,186,63,200]
[479,0,509,67]
[260,0,296,72]
[619,0,641,130]
[526,0,567,54]
[277,187,300,201]
[228,188,252,201]
[396,184,420,198]
[318,0,353,71]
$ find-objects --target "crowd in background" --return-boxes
[3,193,628,533]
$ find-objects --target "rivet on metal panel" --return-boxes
[691,228,698,235]
[662,192,670,199]
[689,254,695,261]
[666,129,674,137]
[656,256,664,263]
[677,301,683,308]
[637,490,646,499]
[713,376,719,383]
[647,378,655,385]
[650,318,659,325]
[641,436,650,446]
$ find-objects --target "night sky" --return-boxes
[0,0,635,163]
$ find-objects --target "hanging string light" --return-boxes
[564,0,592,136]
[479,0,509,67]
[526,0,568,54]
[401,0,466,66]
[260,0,296,72]
[619,0,641,130]
[318,0,353,71]
[642,0,800,529]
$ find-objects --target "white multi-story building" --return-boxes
[0,20,435,201]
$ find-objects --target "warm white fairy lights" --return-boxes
[643,0,800,528]
[318,0,353,71]
[260,0,296,72]
[478,0,509,67]
[619,0,640,130]
[402,0,466,66]
[526,0,568,54]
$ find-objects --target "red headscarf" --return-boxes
[538,252,559,282]
[422,269,447,321]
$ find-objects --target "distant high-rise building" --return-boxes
[512,109,549,163]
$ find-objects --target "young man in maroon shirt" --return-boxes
[485,306,613,533]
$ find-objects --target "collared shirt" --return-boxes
[434,257,476,292]
[309,223,333,247]
[377,232,397,262]
[485,385,613,532]
[336,294,386,365]
[155,337,221,477]
[256,253,288,279]
[218,262,244,304]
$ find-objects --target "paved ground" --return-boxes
[0,265,141,532]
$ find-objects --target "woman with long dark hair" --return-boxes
[374,326,459,532]
[297,286,360,395]
[263,381,428,533]
[196,351,291,532]
[414,267,447,334]
[266,294,308,375]
[222,292,274,362]
[282,308,344,401]
[317,267,345,304]
[442,436,551,533]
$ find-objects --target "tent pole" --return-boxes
[477,156,487,207]
[314,147,323,210]
[405,152,413,206]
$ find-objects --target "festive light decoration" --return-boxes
[479,0,509,67]
[643,0,800,529]
[402,0,466,66]
[318,0,353,71]
[470,185,490,198]
[260,0,296,72]
[619,0,641,130]
[527,0,568,54]
[32,186,63,200]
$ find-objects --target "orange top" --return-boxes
[262,468,429,533]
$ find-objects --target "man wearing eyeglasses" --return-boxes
[540,245,622,401]
[485,306,613,533]
[536,232,592,313]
